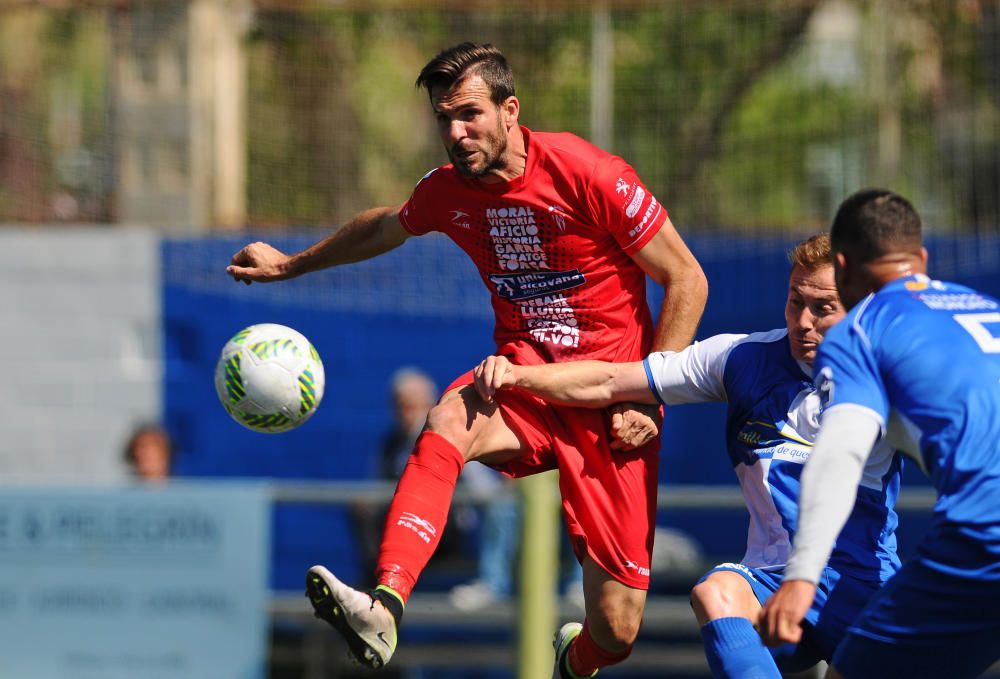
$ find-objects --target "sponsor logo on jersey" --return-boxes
[487,205,546,271]
[616,178,662,241]
[489,269,586,301]
[627,196,660,239]
[918,293,999,311]
[623,560,651,577]
[396,512,437,544]
[450,209,471,229]
[486,205,537,226]
[485,204,584,348]
[625,186,646,219]
[736,420,811,464]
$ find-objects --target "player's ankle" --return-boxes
[372,585,405,626]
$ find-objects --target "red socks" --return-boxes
[568,621,633,677]
[375,431,465,602]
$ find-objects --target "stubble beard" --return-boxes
[451,121,509,179]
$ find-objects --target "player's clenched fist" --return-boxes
[227,242,295,284]
[473,355,517,402]
[756,579,816,647]
[609,402,661,450]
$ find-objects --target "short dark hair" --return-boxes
[830,189,923,262]
[416,42,515,105]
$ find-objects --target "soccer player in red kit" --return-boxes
[228,42,707,677]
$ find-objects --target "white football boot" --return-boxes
[305,564,399,669]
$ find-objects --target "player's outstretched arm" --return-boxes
[227,205,410,284]
[473,355,654,407]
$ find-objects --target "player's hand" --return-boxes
[473,355,516,402]
[609,402,661,450]
[756,579,816,647]
[227,242,294,284]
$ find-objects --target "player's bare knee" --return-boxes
[591,595,644,649]
[601,612,641,650]
[615,612,642,647]
[690,579,725,618]
[691,576,751,626]
[424,394,478,448]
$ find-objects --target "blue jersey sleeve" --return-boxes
[814,303,891,427]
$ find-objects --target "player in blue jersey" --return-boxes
[758,189,1000,679]
[472,234,903,678]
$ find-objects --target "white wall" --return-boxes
[0,227,161,482]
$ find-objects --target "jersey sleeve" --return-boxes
[587,155,669,255]
[643,333,746,405]
[814,312,890,428]
[398,169,441,236]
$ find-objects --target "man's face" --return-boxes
[430,74,512,178]
[394,380,434,434]
[131,432,171,482]
[785,263,845,364]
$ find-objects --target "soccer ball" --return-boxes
[215,323,325,433]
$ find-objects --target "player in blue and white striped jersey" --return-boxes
[472,234,903,678]
[759,190,1000,679]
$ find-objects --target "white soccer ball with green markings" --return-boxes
[215,323,325,433]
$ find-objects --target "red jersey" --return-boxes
[399,127,668,366]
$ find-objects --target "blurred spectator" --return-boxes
[449,482,590,612]
[447,465,520,610]
[123,423,173,483]
[380,368,439,479]
[355,368,445,574]
[362,367,524,610]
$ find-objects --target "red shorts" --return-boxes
[446,371,660,590]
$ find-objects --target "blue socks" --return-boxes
[700,617,781,679]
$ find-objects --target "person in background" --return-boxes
[123,423,173,483]
[380,368,440,480]
[375,367,523,612]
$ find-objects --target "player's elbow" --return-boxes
[652,253,707,292]
[682,263,709,307]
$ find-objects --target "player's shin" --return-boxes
[700,617,781,679]
[375,430,465,601]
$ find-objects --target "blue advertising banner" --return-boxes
[0,482,271,679]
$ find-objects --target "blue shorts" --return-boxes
[700,563,881,672]
[832,559,1000,679]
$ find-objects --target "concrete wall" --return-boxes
[0,227,161,482]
